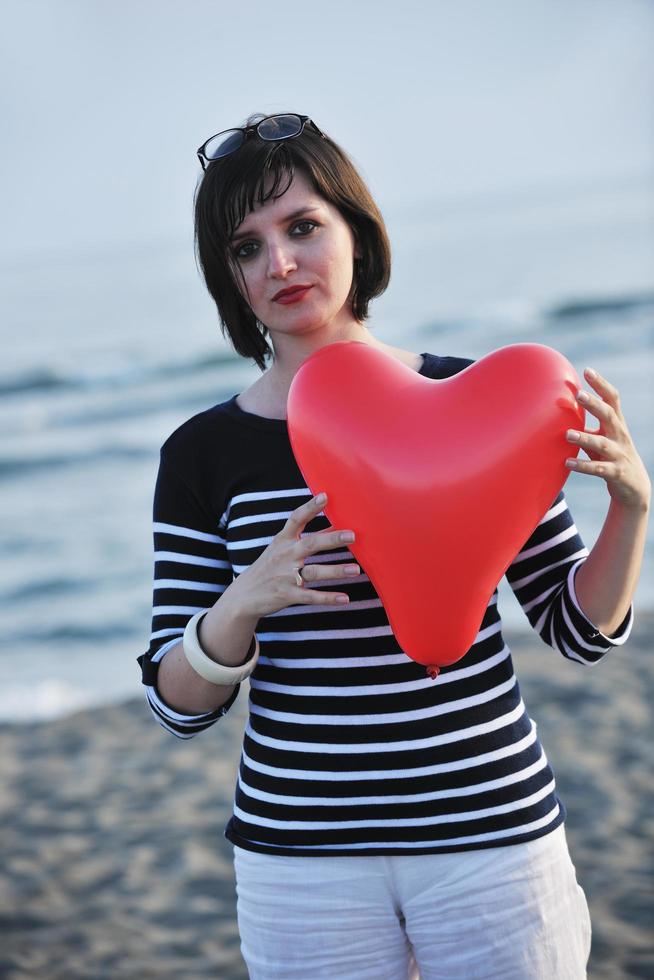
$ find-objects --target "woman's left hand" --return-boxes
[565,367,651,511]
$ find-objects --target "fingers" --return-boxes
[564,372,648,509]
[299,561,360,583]
[294,561,360,607]
[575,367,623,430]
[297,587,352,606]
[566,428,617,460]
[282,493,328,537]
[277,493,358,606]
[582,366,621,410]
[282,494,356,553]
[301,528,356,556]
[567,365,634,469]
[565,456,616,477]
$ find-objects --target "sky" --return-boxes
[1,0,652,264]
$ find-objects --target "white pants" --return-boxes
[233,825,591,979]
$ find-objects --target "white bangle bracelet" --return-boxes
[182,610,260,686]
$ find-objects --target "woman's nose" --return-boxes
[267,242,297,278]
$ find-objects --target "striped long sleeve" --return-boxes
[137,455,240,738]
[505,490,633,661]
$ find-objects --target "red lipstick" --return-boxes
[273,284,313,304]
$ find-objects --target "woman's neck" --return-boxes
[238,336,423,421]
[266,325,393,397]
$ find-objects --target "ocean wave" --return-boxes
[418,289,654,336]
[546,291,654,320]
[0,369,73,397]
[53,383,231,429]
[8,622,138,643]
[0,349,239,400]
[0,679,96,723]
[3,578,95,602]
[0,445,153,479]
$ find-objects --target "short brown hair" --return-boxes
[193,115,391,371]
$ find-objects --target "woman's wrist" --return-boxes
[185,611,259,685]
[198,584,260,666]
[606,494,650,536]
[198,612,255,666]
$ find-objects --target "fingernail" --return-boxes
[340,531,355,542]
[585,367,597,379]
[315,493,327,505]
[577,390,590,402]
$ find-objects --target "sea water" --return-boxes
[1,178,652,721]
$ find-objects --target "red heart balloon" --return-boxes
[287,342,584,674]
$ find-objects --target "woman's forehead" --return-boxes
[233,171,326,232]
[250,170,316,212]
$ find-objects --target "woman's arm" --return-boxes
[137,452,248,738]
[150,490,361,720]
[157,580,259,714]
[564,366,651,635]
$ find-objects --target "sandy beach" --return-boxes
[1,613,652,980]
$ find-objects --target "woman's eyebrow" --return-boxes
[230,205,323,244]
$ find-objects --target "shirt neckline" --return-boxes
[222,353,434,432]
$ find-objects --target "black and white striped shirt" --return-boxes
[137,352,633,856]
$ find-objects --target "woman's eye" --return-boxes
[234,221,317,260]
[235,241,258,260]
[291,220,318,236]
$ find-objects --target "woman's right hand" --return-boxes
[231,494,360,619]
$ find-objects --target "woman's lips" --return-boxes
[274,286,313,305]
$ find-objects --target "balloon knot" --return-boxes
[426,665,440,680]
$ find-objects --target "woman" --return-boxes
[137,113,650,979]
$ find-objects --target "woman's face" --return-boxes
[230,170,360,345]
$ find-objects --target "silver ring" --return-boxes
[293,566,304,588]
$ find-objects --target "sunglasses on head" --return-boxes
[197,113,326,170]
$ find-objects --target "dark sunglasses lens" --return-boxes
[203,129,245,160]
[258,114,303,141]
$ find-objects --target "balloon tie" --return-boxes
[426,665,440,680]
